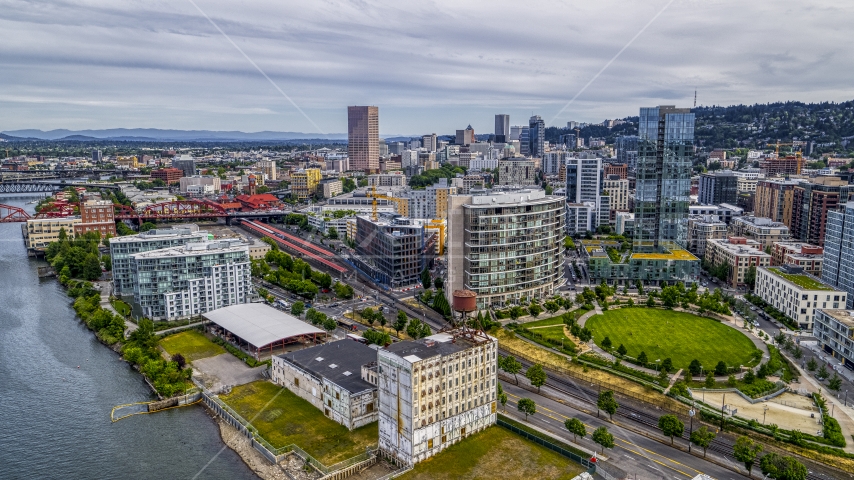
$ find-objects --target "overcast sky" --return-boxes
[1,0,851,136]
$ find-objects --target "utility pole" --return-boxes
[688,405,695,453]
[721,392,727,431]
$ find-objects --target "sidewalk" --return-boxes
[96,281,138,336]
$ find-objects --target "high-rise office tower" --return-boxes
[698,171,738,205]
[348,106,379,172]
[633,106,694,252]
[519,127,530,156]
[614,135,639,171]
[92,149,103,162]
[509,125,524,142]
[822,201,854,309]
[494,114,510,143]
[421,133,437,152]
[528,115,545,158]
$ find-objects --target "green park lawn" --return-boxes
[220,381,378,465]
[110,299,132,316]
[585,308,760,371]
[159,330,226,362]
[400,426,584,480]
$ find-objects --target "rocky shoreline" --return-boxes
[212,412,320,480]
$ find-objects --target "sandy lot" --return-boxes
[695,391,821,434]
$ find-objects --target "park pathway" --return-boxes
[96,281,137,336]
[662,369,683,395]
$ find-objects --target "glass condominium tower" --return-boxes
[633,106,695,252]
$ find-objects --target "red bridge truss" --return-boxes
[115,200,228,220]
[0,204,31,223]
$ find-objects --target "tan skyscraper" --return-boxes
[348,106,379,172]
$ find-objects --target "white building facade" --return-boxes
[755,265,847,330]
[377,331,498,466]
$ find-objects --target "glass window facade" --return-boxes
[634,106,695,253]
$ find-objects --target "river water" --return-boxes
[0,196,255,479]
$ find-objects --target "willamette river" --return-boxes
[0,196,255,479]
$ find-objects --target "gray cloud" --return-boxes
[0,0,852,135]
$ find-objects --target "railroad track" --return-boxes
[504,350,831,480]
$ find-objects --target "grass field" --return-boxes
[399,426,584,480]
[585,308,760,370]
[220,381,378,465]
[159,330,226,362]
[110,299,131,316]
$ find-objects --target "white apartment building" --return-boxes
[368,173,407,187]
[179,175,222,194]
[272,340,379,430]
[541,151,567,176]
[755,265,847,330]
[469,157,498,171]
[320,178,343,198]
[258,159,277,181]
[378,330,498,466]
[109,226,209,296]
[129,239,251,320]
[401,150,419,169]
[737,177,758,194]
[402,179,457,220]
[23,217,81,250]
[686,215,728,258]
[602,175,629,211]
[813,309,854,369]
[729,216,790,249]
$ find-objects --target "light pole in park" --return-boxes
[687,405,696,452]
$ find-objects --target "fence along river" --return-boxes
[0,196,254,480]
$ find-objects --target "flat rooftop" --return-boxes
[819,310,854,329]
[631,248,698,261]
[765,267,835,291]
[279,340,377,394]
[385,331,494,362]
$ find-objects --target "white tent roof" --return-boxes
[203,303,324,348]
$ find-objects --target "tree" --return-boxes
[140,221,156,232]
[393,311,408,335]
[705,371,716,388]
[602,336,612,349]
[715,361,728,376]
[525,364,547,392]
[406,318,431,339]
[727,374,737,387]
[497,382,508,412]
[597,390,618,420]
[433,277,443,290]
[500,355,522,384]
[689,359,703,377]
[760,453,807,480]
[322,317,337,332]
[637,351,648,365]
[327,226,339,240]
[517,398,536,420]
[828,373,842,392]
[661,358,673,373]
[733,436,763,477]
[646,295,656,307]
[82,253,103,281]
[744,266,757,290]
[658,414,685,446]
[421,268,431,289]
[362,329,391,346]
[565,418,586,442]
[806,357,818,372]
[544,300,560,314]
[291,301,305,316]
[592,426,615,453]
[616,344,627,356]
[743,369,756,384]
[690,426,716,458]
[171,353,187,369]
[817,364,829,380]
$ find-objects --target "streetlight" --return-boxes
[763,404,769,425]
[688,404,696,453]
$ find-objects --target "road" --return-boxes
[501,381,745,480]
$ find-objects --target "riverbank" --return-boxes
[214,413,317,480]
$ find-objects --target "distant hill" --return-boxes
[1,128,349,142]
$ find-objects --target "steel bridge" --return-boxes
[0,181,122,194]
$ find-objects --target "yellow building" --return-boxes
[291,168,322,200]
[116,156,139,169]
[24,217,81,250]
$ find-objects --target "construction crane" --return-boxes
[425,219,446,255]
[766,141,804,174]
[367,185,408,221]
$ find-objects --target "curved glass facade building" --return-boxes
[447,189,565,308]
